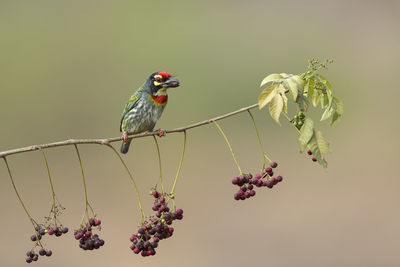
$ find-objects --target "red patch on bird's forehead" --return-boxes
[157,72,171,79]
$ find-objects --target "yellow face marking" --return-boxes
[153,74,163,86]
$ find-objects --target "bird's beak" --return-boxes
[162,77,180,88]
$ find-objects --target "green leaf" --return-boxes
[312,93,321,107]
[299,117,314,153]
[331,112,340,125]
[318,74,332,90]
[307,135,327,168]
[283,74,303,101]
[333,96,343,115]
[306,79,315,99]
[330,97,343,125]
[269,94,283,125]
[260,73,283,87]
[258,84,278,109]
[281,88,288,113]
[316,130,330,153]
[321,105,334,121]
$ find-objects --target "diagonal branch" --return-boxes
[0,103,259,158]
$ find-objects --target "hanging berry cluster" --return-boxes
[129,190,183,257]
[232,162,283,200]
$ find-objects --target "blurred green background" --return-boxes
[1,1,399,266]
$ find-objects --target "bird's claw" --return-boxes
[123,132,128,143]
[156,129,166,137]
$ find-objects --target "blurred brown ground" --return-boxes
[0,1,399,266]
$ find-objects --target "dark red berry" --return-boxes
[30,235,37,242]
[250,190,256,196]
[46,250,52,257]
[61,227,69,234]
[94,219,101,226]
[307,150,312,155]
[312,157,317,162]
[26,258,32,263]
[152,191,160,198]
[276,176,283,182]
[159,197,165,203]
[270,162,278,168]
[265,168,272,173]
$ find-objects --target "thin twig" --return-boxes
[152,136,164,194]
[212,121,242,174]
[73,144,90,225]
[170,131,187,195]
[106,144,145,224]
[0,103,259,158]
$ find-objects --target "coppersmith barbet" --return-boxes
[120,72,180,154]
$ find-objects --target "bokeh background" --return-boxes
[1,1,399,266]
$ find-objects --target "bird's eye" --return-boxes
[155,77,162,82]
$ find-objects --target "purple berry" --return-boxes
[265,168,272,173]
[270,177,277,185]
[89,219,95,226]
[39,248,46,256]
[312,157,317,162]
[250,190,256,196]
[61,227,69,234]
[46,250,52,257]
[270,162,278,168]
[307,150,312,155]
[159,197,165,203]
[26,257,32,263]
[232,177,239,185]
[32,255,38,261]
[247,184,254,190]
[265,180,273,188]
[276,176,283,182]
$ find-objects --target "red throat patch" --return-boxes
[151,95,168,104]
[158,72,171,79]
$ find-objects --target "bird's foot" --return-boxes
[156,128,166,137]
[123,132,128,143]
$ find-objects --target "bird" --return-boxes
[119,72,180,154]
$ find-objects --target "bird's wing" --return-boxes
[120,92,140,132]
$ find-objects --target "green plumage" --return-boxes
[119,72,180,154]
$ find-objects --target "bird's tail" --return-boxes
[120,140,132,154]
